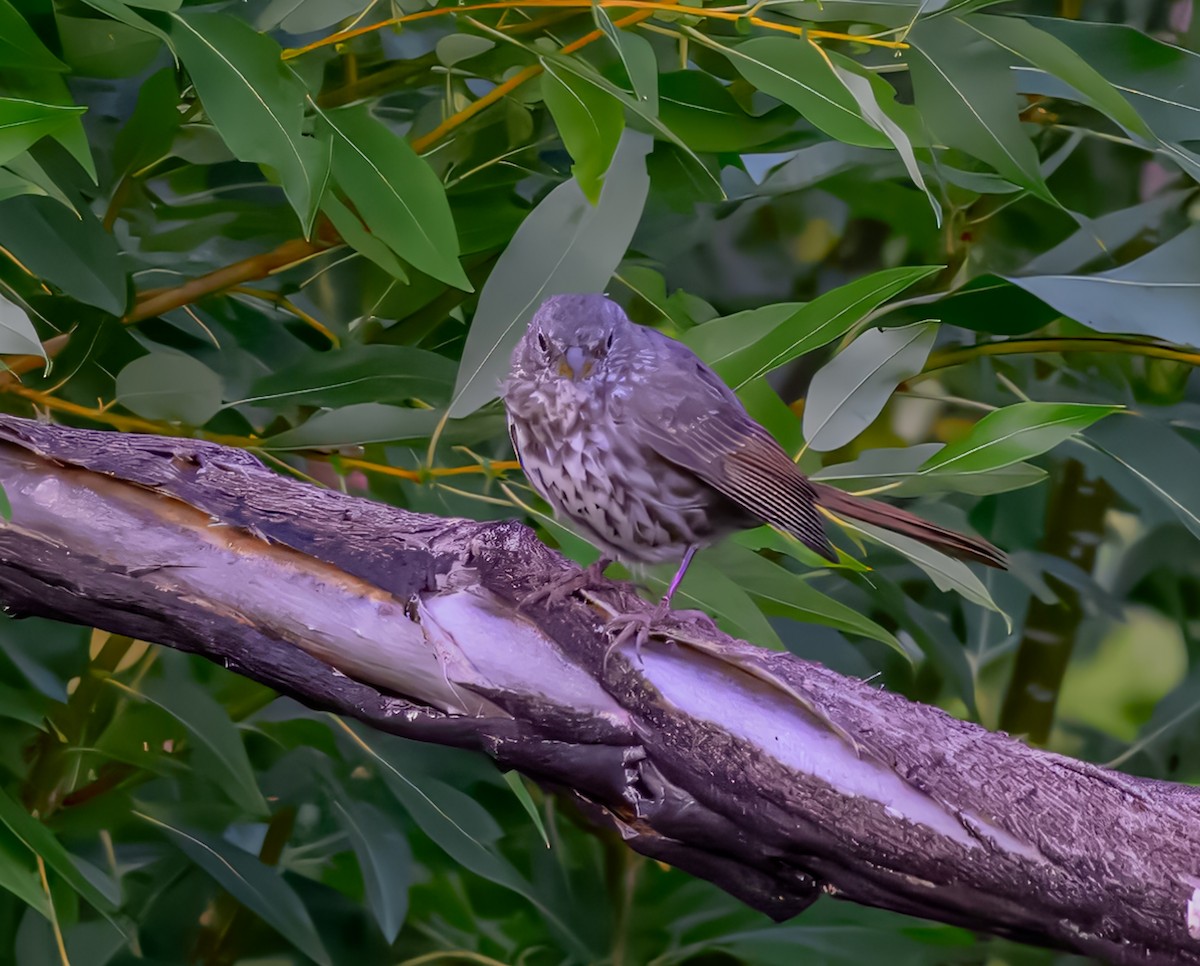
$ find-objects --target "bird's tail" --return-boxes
[811,483,1007,569]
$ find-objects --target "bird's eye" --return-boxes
[536,332,549,354]
[605,332,614,351]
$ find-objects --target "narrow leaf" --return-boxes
[540,58,625,203]
[920,401,1120,475]
[844,519,1009,624]
[906,16,1053,203]
[803,322,939,453]
[449,130,651,418]
[716,265,941,390]
[167,11,327,231]
[317,103,469,289]
[727,37,890,148]
[135,808,331,966]
[115,353,223,426]
[593,6,658,113]
[330,799,411,943]
[0,292,45,358]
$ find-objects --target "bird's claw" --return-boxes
[602,604,716,670]
[519,557,612,611]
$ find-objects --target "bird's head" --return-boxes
[509,293,631,387]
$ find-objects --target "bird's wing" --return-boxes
[622,337,835,561]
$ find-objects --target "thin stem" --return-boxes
[920,337,1200,376]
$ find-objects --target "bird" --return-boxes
[502,293,1006,649]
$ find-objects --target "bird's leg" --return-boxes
[519,556,613,611]
[604,546,713,666]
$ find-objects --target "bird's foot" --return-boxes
[603,603,716,669]
[519,557,613,611]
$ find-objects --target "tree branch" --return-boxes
[0,415,1195,964]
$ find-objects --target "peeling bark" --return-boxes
[0,415,1196,965]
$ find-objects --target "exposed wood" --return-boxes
[0,415,1196,965]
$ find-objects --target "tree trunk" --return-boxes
[0,415,1195,965]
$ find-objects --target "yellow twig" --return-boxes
[36,854,70,966]
[920,336,1200,375]
[229,286,341,347]
[283,0,908,59]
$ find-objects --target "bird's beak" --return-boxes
[559,345,592,381]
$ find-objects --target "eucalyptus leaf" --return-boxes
[540,58,625,203]
[167,11,327,232]
[717,265,941,390]
[844,519,1009,624]
[803,322,939,453]
[115,353,223,425]
[331,799,411,943]
[317,103,469,289]
[135,806,332,966]
[919,401,1120,475]
[449,130,651,418]
[0,293,45,358]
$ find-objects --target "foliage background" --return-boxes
[0,0,1199,961]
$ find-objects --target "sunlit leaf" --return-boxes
[0,293,45,358]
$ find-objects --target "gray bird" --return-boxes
[503,294,1005,646]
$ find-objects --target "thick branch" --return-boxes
[0,415,1195,964]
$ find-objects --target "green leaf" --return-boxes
[258,0,366,34]
[813,444,1047,497]
[803,322,939,453]
[966,14,1151,141]
[449,130,651,418]
[906,16,1053,203]
[131,676,269,817]
[0,0,67,71]
[317,103,470,289]
[263,403,442,449]
[827,57,940,225]
[1030,16,1200,145]
[540,54,722,201]
[244,345,456,409]
[348,727,593,960]
[1007,224,1200,344]
[683,301,804,367]
[716,265,941,390]
[657,71,795,153]
[593,6,658,114]
[0,823,48,916]
[653,555,784,649]
[115,353,223,425]
[435,33,495,66]
[0,786,119,918]
[919,401,1120,475]
[0,195,126,314]
[0,292,45,358]
[111,67,182,177]
[500,772,549,849]
[726,37,890,148]
[712,542,908,657]
[844,519,1009,624]
[330,799,411,943]
[1082,416,1200,540]
[135,807,331,966]
[320,189,408,282]
[540,58,625,204]
[0,99,85,168]
[166,11,327,232]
